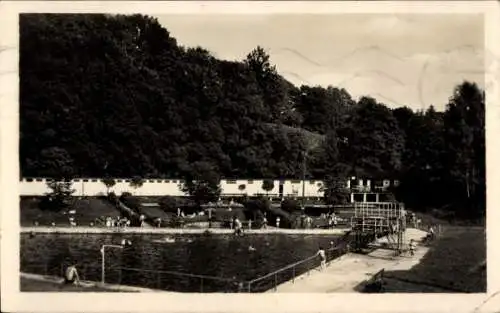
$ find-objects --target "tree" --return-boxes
[339,96,404,179]
[395,107,446,210]
[41,179,75,211]
[261,179,275,195]
[245,46,295,124]
[293,86,353,135]
[281,198,301,213]
[180,161,222,206]
[130,176,144,193]
[102,177,116,194]
[181,180,222,206]
[443,82,485,217]
[323,175,350,205]
[244,196,269,222]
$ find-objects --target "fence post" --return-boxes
[157,271,161,289]
[200,277,204,293]
[101,246,105,285]
[292,266,295,283]
[247,282,251,293]
[274,273,277,291]
[118,266,122,285]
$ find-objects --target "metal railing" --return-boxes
[112,267,241,293]
[245,245,348,292]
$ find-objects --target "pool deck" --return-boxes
[271,228,444,292]
[21,226,351,235]
[20,272,165,292]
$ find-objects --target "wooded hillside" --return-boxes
[20,14,485,217]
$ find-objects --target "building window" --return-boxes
[226,180,237,184]
[83,179,89,182]
[148,179,155,183]
[35,178,43,182]
[291,180,301,184]
[309,180,315,185]
[366,194,377,202]
[247,180,254,184]
[26,178,34,182]
[92,179,98,182]
[164,180,170,183]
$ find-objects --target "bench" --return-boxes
[363,269,385,293]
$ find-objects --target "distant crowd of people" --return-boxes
[90,215,132,228]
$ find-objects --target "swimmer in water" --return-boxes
[121,239,132,246]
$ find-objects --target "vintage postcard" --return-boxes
[1,1,500,313]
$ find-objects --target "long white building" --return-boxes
[19,177,399,200]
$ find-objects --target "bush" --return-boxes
[165,215,185,228]
[108,192,119,205]
[281,199,301,213]
[159,196,196,213]
[266,206,295,228]
[119,195,142,214]
[212,208,246,228]
[243,197,269,223]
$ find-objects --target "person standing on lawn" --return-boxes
[409,239,417,256]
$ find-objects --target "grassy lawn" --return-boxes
[21,196,122,227]
[384,226,486,292]
[20,277,122,292]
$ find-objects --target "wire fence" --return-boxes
[245,245,348,292]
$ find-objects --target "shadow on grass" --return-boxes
[355,226,486,293]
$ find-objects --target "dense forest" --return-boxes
[20,14,485,217]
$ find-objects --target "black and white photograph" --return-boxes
[1,1,499,312]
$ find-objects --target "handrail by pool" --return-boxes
[245,245,346,292]
[119,266,237,282]
[117,266,240,292]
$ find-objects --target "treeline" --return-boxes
[20,14,485,217]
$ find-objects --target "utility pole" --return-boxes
[81,168,84,198]
[302,150,307,210]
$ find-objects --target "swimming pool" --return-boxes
[21,232,348,292]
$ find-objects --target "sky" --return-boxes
[156,14,485,111]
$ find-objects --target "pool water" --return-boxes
[21,232,348,292]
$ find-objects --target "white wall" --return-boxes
[219,179,280,197]
[282,180,324,198]
[20,178,184,197]
[20,177,394,198]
